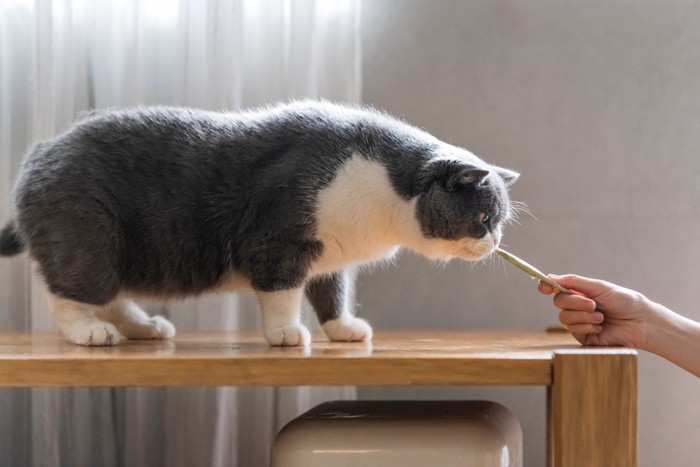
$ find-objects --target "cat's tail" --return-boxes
[0,220,24,256]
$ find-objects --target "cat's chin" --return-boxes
[409,236,496,262]
[458,242,498,261]
[458,250,495,262]
[414,245,495,262]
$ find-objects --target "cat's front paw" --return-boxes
[65,321,122,346]
[322,315,373,342]
[265,324,312,347]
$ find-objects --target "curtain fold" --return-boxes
[0,1,361,465]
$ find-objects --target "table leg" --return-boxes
[547,349,638,467]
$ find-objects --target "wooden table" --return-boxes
[0,330,637,466]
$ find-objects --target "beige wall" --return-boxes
[358,1,700,465]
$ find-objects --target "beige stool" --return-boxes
[271,400,523,467]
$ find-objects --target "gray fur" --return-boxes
[0,100,518,326]
[0,220,23,255]
[305,270,354,324]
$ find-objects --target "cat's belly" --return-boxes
[208,249,397,293]
[207,273,254,293]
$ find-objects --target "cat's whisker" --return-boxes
[509,200,537,221]
[488,253,508,278]
[502,216,521,227]
[499,256,509,278]
[484,252,495,270]
[491,255,499,274]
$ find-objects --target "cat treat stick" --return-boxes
[496,248,604,312]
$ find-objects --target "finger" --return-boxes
[572,333,596,345]
[559,309,604,326]
[548,274,615,298]
[538,281,555,295]
[566,332,588,345]
[553,293,597,312]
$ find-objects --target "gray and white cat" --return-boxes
[0,101,518,347]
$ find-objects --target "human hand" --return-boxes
[538,274,655,348]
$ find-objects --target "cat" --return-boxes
[0,100,519,347]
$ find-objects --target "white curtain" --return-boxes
[0,1,361,465]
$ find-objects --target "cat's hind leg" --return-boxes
[48,293,122,346]
[96,299,176,340]
[305,270,372,343]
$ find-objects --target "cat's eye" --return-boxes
[480,213,490,224]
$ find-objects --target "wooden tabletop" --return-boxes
[0,329,623,387]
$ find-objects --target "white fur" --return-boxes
[322,313,373,342]
[311,155,408,275]
[97,299,175,340]
[47,292,174,346]
[256,288,310,346]
[48,293,122,346]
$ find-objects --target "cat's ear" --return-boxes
[421,160,489,192]
[446,168,490,191]
[421,160,490,191]
[494,166,519,186]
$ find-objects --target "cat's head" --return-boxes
[413,153,519,261]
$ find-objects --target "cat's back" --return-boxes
[14,101,434,209]
[16,108,229,190]
[20,101,427,175]
[18,103,340,178]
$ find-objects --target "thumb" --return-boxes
[548,274,614,299]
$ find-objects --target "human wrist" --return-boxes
[641,301,690,355]
[639,300,667,353]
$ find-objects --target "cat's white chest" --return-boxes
[310,155,415,276]
[311,233,400,275]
